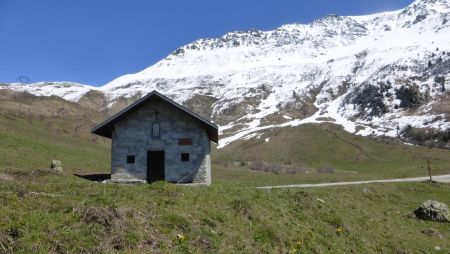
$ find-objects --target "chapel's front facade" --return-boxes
[92,91,218,185]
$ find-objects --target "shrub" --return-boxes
[281,167,307,174]
[395,86,421,108]
[249,160,281,173]
[402,127,450,148]
[350,85,388,119]
[249,160,307,174]
[436,128,450,142]
[318,167,336,174]
[404,128,436,142]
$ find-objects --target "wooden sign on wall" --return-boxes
[178,138,193,145]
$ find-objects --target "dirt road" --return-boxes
[257,174,450,189]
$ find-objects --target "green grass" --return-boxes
[214,124,450,185]
[0,100,110,174]
[1,95,449,182]
[1,170,449,253]
[1,95,450,252]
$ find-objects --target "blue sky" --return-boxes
[0,0,414,86]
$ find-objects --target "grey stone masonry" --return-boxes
[110,97,211,184]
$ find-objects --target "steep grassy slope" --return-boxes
[0,91,110,173]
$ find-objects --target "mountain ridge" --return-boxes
[2,0,449,147]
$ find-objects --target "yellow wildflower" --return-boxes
[177,234,187,241]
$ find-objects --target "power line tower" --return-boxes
[17,75,31,84]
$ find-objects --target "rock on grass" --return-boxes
[414,200,449,222]
[49,160,63,173]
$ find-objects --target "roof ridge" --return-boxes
[91,90,219,143]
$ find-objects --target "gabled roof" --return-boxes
[91,90,219,143]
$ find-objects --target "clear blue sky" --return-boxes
[0,0,414,86]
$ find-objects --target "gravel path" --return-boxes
[257,174,450,189]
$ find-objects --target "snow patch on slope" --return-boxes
[1,82,96,102]
[3,0,450,148]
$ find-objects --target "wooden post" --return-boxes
[425,155,432,181]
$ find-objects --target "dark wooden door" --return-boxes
[147,151,165,182]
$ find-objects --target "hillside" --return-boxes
[1,91,450,253]
[1,90,449,184]
[2,0,450,252]
[213,124,450,186]
[0,90,110,173]
[2,0,450,148]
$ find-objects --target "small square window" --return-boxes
[127,155,135,164]
[181,153,189,162]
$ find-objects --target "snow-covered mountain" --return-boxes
[2,0,450,147]
[1,81,94,102]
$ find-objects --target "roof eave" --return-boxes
[90,90,219,143]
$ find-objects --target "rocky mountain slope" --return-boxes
[2,0,449,148]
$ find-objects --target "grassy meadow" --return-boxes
[1,170,449,253]
[214,124,450,186]
[1,93,450,253]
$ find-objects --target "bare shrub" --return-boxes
[249,160,307,174]
[249,160,265,171]
[280,167,307,174]
[405,128,435,142]
[264,163,282,174]
[318,167,336,174]
[403,127,449,143]
[249,160,281,173]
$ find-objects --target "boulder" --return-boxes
[414,200,449,222]
[50,160,63,173]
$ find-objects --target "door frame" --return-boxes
[147,150,165,182]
